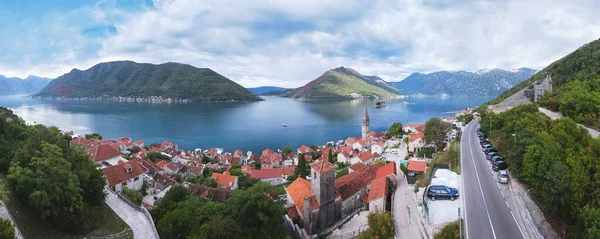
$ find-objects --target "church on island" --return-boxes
[284,108,397,236]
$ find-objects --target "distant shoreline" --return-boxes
[30,95,264,103]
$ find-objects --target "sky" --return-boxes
[1,0,599,88]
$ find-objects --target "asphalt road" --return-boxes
[461,120,525,239]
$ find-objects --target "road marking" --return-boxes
[468,123,497,239]
[500,190,505,198]
[511,211,527,238]
[506,201,510,208]
[461,122,469,239]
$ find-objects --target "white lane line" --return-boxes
[468,124,497,239]
[462,122,469,239]
[506,201,510,208]
[511,211,527,238]
[500,190,505,198]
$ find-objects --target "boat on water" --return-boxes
[375,101,387,108]
[282,124,288,127]
[403,101,415,105]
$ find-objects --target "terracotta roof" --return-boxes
[335,166,379,200]
[355,139,368,146]
[368,177,388,201]
[307,195,320,211]
[154,173,176,187]
[103,160,148,187]
[409,131,425,143]
[241,165,255,174]
[164,162,183,172]
[359,152,373,162]
[212,172,237,188]
[70,137,89,145]
[360,194,369,202]
[187,183,232,203]
[349,163,367,172]
[134,140,144,145]
[182,165,203,175]
[249,167,296,179]
[373,152,381,158]
[376,162,396,179]
[234,150,243,157]
[155,160,168,168]
[340,146,353,154]
[407,160,428,172]
[247,155,259,163]
[345,137,358,144]
[89,144,122,162]
[287,205,300,221]
[231,156,241,165]
[140,160,162,175]
[262,148,275,158]
[285,177,313,215]
[310,160,337,173]
[206,148,217,155]
[298,145,311,153]
[320,147,332,156]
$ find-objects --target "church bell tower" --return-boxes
[362,107,370,139]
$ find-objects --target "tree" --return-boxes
[255,161,261,170]
[146,151,167,162]
[84,132,102,140]
[295,154,309,179]
[385,122,405,139]
[237,174,258,190]
[582,205,600,239]
[423,117,452,150]
[0,218,16,239]
[328,148,334,164]
[202,154,210,164]
[282,146,293,155]
[335,168,348,179]
[141,182,149,197]
[357,212,395,239]
[225,183,286,238]
[122,186,143,205]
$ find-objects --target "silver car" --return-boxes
[498,170,509,184]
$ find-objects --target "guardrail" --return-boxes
[517,192,543,239]
[0,201,24,239]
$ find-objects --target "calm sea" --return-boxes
[0,96,491,153]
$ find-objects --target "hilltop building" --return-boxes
[525,75,553,102]
[362,108,370,139]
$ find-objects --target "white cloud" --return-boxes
[2,0,600,88]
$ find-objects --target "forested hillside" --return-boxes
[0,107,106,233]
[479,105,600,238]
[489,38,600,129]
[35,61,262,101]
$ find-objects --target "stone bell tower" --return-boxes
[362,107,370,139]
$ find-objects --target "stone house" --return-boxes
[104,160,148,193]
[524,75,553,102]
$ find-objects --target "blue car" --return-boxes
[427,185,460,201]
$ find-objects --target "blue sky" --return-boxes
[1,0,600,87]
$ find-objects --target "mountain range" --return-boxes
[247,86,289,95]
[35,61,262,101]
[285,67,401,99]
[0,75,52,95]
[388,68,536,97]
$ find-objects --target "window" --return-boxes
[314,172,317,179]
[134,176,139,181]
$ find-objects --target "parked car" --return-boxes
[486,152,500,160]
[480,139,490,145]
[498,170,509,184]
[477,127,481,132]
[491,156,504,164]
[427,185,460,201]
[484,146,497,154]
[482,144,494,152]
[493,161,508,171]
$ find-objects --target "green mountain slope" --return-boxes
[35,61,262,101]
[287,67,400,99]
[489,38,600,128]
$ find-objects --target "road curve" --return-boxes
[461,120,525,239]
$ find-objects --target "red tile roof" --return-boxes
[310,160,337,173]
[287,205,300,221]
[345,137,359,144]
[249,167,296,179]
[368,177,388,201]
[187,183,232,203]
[134,140,144,145]
[241,165,255,174]
[376,162,396,179]
[154,173,176,187]
[234,149,243,157]
[298,145,311,153]
[164,162,183,172]
[335,166,379,200]
[307,195,320,211]
[140,160,162,175]
[409,131,425,143]
[70,137,89,145]
[89,144,122,162]
[359,152,373,162]
[286,177,313,215]
[349,163,367,172]
[103,160,148,187]
[206,148,217,155]
[320,147,332,156]
[212,172,237,188]
[407,160,428,172]
[155,160,168,168]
